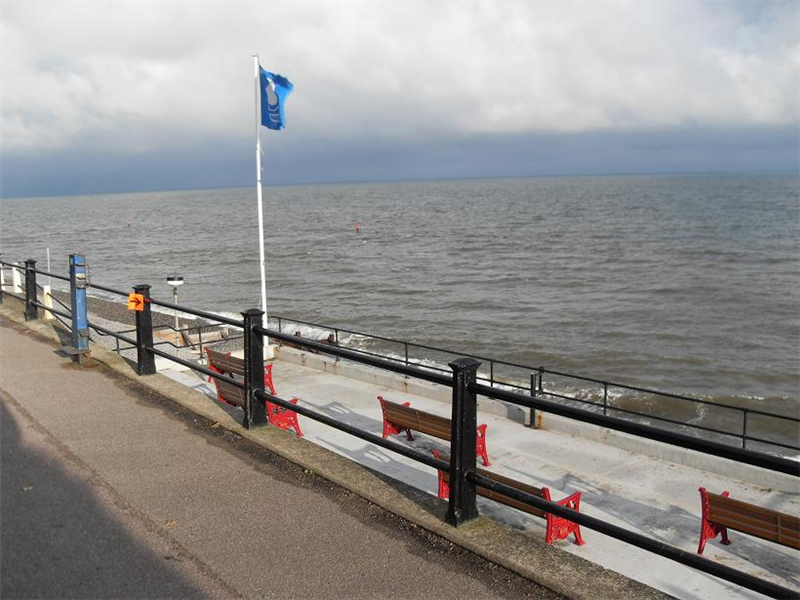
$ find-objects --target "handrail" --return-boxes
[149,297,244,329]
[273,315,795,421]
[87,281,130,297]
[254,325,453,387]
[257,326,798,475]
[271,314,799,452]
[470,381,799,476]
[30,267,70,283]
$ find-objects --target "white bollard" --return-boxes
[12,267,22,294]
[43,285,55,320]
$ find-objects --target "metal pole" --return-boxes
[69,254,90,360]
[133,284,156,376]
[742,410,749,450]
[24,259,37,320]
[445,357,481,527]
[603,382,609,416]
[173,287,179,332]
[528,372,537,428]
[253,54,269,336]
[242,308,267,429]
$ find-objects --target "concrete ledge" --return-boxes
[0,299,671,600]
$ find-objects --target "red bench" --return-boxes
[698,487,799,554]
[432,451,584,545]
[378,396,490,466]
[204,347,302,437]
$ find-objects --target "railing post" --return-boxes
[24,259,37,320]
[538,367,544,395]
[527,372,537,428]
[133,284,156,375]
[242,308,267,429]
[742,409,749,449]
[68,254,91,362]
[445,356,481,527]
[0,256,5,305]
[603,382,609,416]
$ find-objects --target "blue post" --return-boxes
[69,253,90,359]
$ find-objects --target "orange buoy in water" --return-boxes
[355,222,360,233]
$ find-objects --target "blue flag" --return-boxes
[260,67,293,130]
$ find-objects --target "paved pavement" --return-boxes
[0,317,562,599]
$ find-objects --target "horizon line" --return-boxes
[1,167,797,201]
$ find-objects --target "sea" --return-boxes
[2,173,798,446]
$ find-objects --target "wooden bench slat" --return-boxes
[709,505,777,529]
[216,379,245,407]
[708,494,797,521]
[205,348,246,377]
[708,497,800,546]
[441,468,548,519]
[382,400,452,440]
[701,488,800,552]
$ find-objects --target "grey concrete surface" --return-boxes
[0,316,564,599]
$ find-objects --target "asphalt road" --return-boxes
[0,316,563,599]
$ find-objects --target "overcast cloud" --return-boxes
[1,1,798,197]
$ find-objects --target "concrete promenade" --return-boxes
[0,316,563,599]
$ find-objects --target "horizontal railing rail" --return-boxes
[271,314,799,453]
[149,296,244,329]
[87,281,130,297]
[256,331,796,599]
[30,267,70,283]
[256,325,452,387]
[260,326,797,476]
[469,381,799,476]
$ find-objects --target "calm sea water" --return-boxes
[2,173,798,420]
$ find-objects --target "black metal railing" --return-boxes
[3,256,798,598]
[270,315,799,454]
[251,328,797,599]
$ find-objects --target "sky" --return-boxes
[1,1,798,198]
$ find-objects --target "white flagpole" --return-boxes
[253,55,269,334]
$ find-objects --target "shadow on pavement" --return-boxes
[0,397,210,599]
